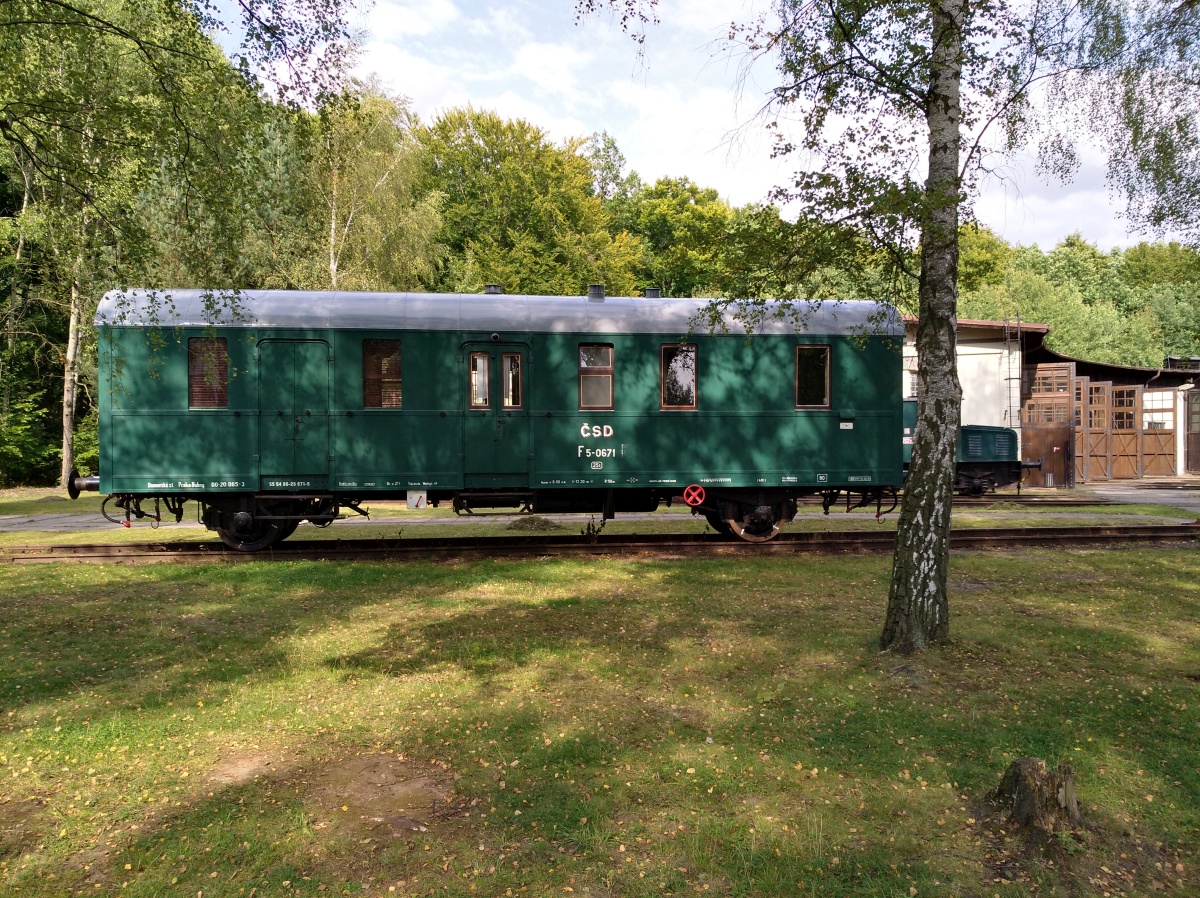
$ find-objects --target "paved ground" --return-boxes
[1080,478,1200,515]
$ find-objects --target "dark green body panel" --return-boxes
[99,325,902,496]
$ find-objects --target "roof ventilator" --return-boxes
[587,284,605,302]
[643,287,661,298]
[484,284,504,295]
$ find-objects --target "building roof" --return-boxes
[901,315,1051,334]
[1025,344,1199,389]
[96,290,903,337]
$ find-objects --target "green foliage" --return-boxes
[618,177,731,297]
[417,107,639,295]
[958,224,1013,294]
[1119,242,1200,288]
[0,393,58,485]
[72,406,99,476]
[302,82,445,291]
[715,204,917,310]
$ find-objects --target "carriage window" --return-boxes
[469,352,490,408]
[362,339,401,408]
[661,344,697,409]
[579,344,614,410]
[502,353,522,408]
[795,345,830,408]
[188,337,229,408]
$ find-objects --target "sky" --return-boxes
[353,0,1154,251]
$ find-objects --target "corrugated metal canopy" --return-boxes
[96,289,901,337]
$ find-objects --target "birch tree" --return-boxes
[307,84,444,291]
[578,0,1192,652]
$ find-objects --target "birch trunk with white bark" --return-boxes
[881,0,964,652]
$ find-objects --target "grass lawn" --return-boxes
[1,550,1197,897]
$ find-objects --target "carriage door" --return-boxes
[463,344,530,487]
[258,340,331,488]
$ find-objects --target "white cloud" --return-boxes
[356,0,1152,249]
[505,40,593,101]
[365,0,460,41]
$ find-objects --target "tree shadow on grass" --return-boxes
[0,561,486,721]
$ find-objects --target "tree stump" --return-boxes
[987,758,1084,834]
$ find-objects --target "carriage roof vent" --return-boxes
[643,287,661,298]
[587,284,605,302]
[484,284,503,295]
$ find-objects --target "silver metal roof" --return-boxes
[96,289,901,337]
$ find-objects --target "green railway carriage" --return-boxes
[76,288,903,548]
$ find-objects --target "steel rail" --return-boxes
[3,524,1197,564]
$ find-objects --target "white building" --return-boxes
[904,317,1200,483]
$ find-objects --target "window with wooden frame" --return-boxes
[1112,388,1137,431]
[188,337,229,408]
[362,340,402,408]
[469,352,490,409]
[501,353,523,409]
[795,345,830,408]
[1142,390,1174,431]
[661,344,697,410]
[579,344,614,410]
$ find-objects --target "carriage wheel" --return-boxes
[703,512,734,538]
[275,519,300,541]
[216,519,284,552]
[723,502,788,543]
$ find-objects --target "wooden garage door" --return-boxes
[1073,377,1089,483]
[1087,382,1111,481]
[1141,389,1176,476]
[1189,392,1200,473]
[1023,426,1071,487]
[1111,387,1141,479]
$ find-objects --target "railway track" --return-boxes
[4,523,1197,564]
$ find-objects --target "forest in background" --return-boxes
[3,30,1199,486]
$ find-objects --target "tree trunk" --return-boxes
[988,758,1085,833]
[60,275,85,484]
[881,0,963,652]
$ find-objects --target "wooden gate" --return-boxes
[1073,377,1089,483]
[1087,382,1112,481]
[1188,391,1200,473]
[1111,386,1141,479]
[1141,389,1176,476]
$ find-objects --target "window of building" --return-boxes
[469,352,490,408]
[661,344,697,409]
[502,353,522,409]
[1113,388,1137,431]
[362,340,402,408]
[579,344,614,410]
[1142,389,1174,431]
[188,337,229,408]
[795,345,830,408]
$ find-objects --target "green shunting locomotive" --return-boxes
[68,288,904,549]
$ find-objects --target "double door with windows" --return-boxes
[463,344,530,485]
